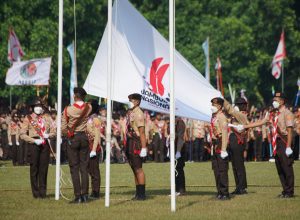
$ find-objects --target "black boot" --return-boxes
[131,185,139,200]
[137,185,146,201]
[90,191,100,200]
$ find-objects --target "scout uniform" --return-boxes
[86,111,101,199]
[0,114,9,160]
[192,120,206,162]
[8,113,20,166]
[126,93,147,200]
[175,117,186,195]
[20,98,55,198]
[61,87,92,203]
[224,98,248,194]
[151,114,165,162]
[210,97,229,200]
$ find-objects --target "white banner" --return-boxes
[5,57,52,86]
[83,0,221,121]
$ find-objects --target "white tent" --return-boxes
[83,0,221,122]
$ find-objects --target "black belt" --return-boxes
[74,131,85,135]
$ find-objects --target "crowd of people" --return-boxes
[0,88,299,202]
[1,99,299,166]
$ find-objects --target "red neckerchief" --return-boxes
[28,114,46,145]
[124,110,133,146]
[270,111,280,155]
[73,103,85,109]
[209,114,217,147]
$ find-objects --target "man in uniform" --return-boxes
[192,120,207,162]
[86,100,101,199]
[125,93,147,200]
[151,113,165,162]
[174,116,186,195]
[240,92,295,198]
[210,97,230,200]
[224,97,249,195]
[62,87,92,203]
[0,111,9,160]
[8,112,20,166]
[20,98,55,198]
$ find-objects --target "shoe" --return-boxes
[131,185,139,200]
[216,194,222,199]
[81,195,89,203]
[89,192,100,200]
[69,196,82,204]
[239,189,248,195]
[136,185,146,201]
[220,195,230,200]
[283,194,294,198]
[230,189,239,195]
[277,192,286,198]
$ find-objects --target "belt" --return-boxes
[74,131,86,135]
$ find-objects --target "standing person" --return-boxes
[151,113,165,162]
[192,120,206,162]
[224,97,249,195]
[20,98,55,198]
[210,97,230,200]
[18,112,27,165]
[174,117,186,196]
[239,92,295,198]
[125,93,147,200]
[61,87,92,203]
[86,100,101,200]
[49,109,57,164]
[8,113,20,166]
[0,111,9,160]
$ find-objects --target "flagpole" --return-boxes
[169,0,176,212]
[73,0,78,85]
[9,87,12,110]
[55,0,63,201]
[207,37,210,83]
[281,61,284,93]
[105,0,112,208]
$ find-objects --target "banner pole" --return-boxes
[169,0,176,212]
[55,0,63,201]
[105,0,113,208]
[10,87,12,110]
[281,61,284,93]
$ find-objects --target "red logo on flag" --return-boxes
[149,57,169,96]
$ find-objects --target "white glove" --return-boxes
[220,150,228,159]
[207,134,211,143]
[16,141,20,146]
[8,142,12,146]
[90,151,97,158]
[139,148,147,157]
[285,147,293,157]
[43,133,49,139]
[175,151,181,159]
[236,124,245,133]
[34,139,43,146]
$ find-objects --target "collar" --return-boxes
[74,101,85,109]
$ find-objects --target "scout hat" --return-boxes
[128,93,142,101]
[211,97,224,106]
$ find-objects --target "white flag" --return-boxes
[67,42,77,104]
[83,0,221,121]
[5,58,52,86]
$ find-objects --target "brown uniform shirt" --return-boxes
[20,113,56,143]
[211,111,228,151]
[61,102,92,135]
[192,120,206,140]
[86,114,101,151]
[8,120,20,143]
[277,107,294,135]
[129,106,145,136]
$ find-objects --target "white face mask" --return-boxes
[272,101,280,109]
[211,106,218,114]
[128,102,134,109]
[34,106,43,115]
[234,106,240,112]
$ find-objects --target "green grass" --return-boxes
[0,161,300,220]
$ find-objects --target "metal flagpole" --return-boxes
[105,0,112,208]
[207,37,210,83]
[9,87,12,110]
[73,0,78,85]
[169,0,176,212]
[55,0,63,200]
[281,61,284,93]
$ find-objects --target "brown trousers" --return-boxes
[67,132,89,197]
[212,153,229,196]
[88,153,100,193]
[275,139,294,196]
[11,135,18,165]
[28,142,50,198]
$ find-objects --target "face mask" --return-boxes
[211,106,218,114]
[234,106,240,112]
[34,106,43,115]
[272,101,280,109]
[128,102,134,109]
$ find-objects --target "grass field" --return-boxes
[0,160,300,220]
